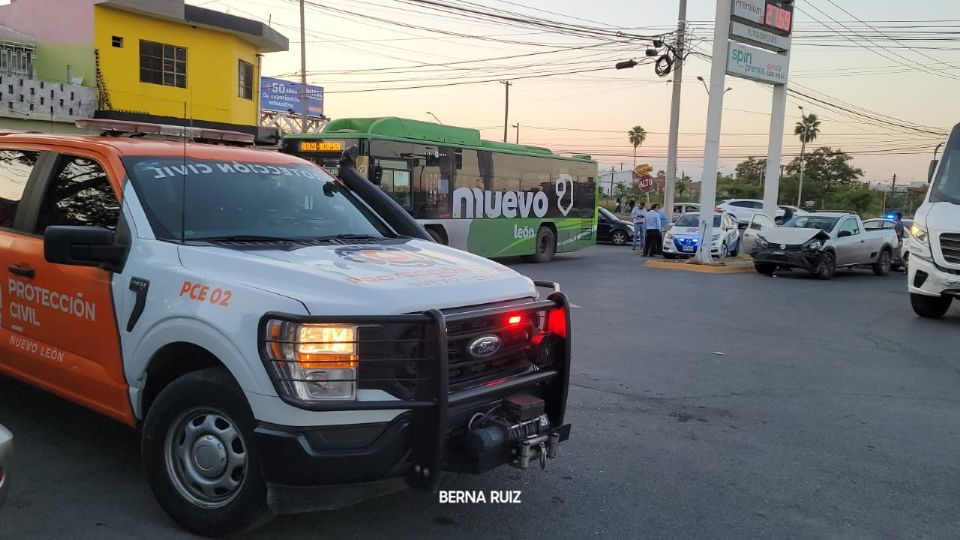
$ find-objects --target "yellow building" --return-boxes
[0,0,288,141]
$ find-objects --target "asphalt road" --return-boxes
[3,245,960,539]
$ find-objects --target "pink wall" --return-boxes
[0,0,99,43]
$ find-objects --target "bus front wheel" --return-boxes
[426,226,447,245]
[531,226,556,263]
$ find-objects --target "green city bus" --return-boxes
[280,117,598,262]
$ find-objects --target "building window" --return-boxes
[112,36,123,48]
[238,60,253,100]
[139,40,186,88]
[0,44,35,78]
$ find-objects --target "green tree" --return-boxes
[734,157,768,184]
[627,126,647,171]
[787,147,864,192]
[794,112,821,205]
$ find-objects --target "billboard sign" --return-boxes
[726,41,788,85]
[260,77,324,117]
[730,21,791,52]
[731,0,765,25]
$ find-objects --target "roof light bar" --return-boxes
[75,118,256,144]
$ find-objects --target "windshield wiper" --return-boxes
[312,234,383,241]
[190,235,301,243]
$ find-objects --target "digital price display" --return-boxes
[764,1,793,34]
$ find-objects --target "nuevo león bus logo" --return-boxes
[556,174,574,216]
[452,174,575,219]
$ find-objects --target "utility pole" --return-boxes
[500,80,512,143]
[299,0,308,133]
[513,123,520,144]
[664,0,687,222]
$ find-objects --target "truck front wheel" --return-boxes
[142,368,273,536]
[910,293,953,319]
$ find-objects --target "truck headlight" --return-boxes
[910,222,928,243]
[263,320,358,401]
[756,235,769,249]
[665,233,674,241]
[908,222,933,261]
[803,239,823,251]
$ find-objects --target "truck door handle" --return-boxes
[8,265,34,278]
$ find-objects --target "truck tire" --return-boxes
[531,226,556,263]
[910,293,953,319]
[142,368,273,537]
[814,251,836,280]
[754,263,776,275]
[872,249,892,276]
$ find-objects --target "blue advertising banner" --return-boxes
[260,77,324,117]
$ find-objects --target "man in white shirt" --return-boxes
[630,201,646,251]
[643,204,663,256]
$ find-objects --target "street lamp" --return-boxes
[696,76,731,95]
[426,111,442,124]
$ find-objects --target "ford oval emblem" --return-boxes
[468,335,502,359]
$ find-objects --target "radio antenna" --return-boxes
[180,100,188,244]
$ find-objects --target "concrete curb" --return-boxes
[644,258,757,274]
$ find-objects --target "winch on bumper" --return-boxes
[254,281,572,512]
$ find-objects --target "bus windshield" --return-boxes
[122,157,389,242]
[932,125,960,205]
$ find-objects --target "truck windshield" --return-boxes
[932,125,960,205]
[783,216,839,231]
[122,157,390,242]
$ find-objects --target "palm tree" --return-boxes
[627,126,647,171]
[794,111,821,206]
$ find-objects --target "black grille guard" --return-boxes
[257,280,571,491]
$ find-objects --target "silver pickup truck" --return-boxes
[751,212,899,279]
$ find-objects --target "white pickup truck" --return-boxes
[751,212,898,279]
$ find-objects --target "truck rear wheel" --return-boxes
[910,293,953,319]
[142,368,273,536]
[872,249,892,276]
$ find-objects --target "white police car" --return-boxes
[663,212,741,259]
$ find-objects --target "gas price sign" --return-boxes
[764,1,793,34]
[731,0,793,36]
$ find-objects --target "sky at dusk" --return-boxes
[194,0,960,185]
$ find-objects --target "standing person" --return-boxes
[643,204,663,257]
[631,201,647,251]
[893,212,906,272]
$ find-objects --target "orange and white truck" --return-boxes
[0,120,572,535]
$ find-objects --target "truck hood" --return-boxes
[177,239,537,315]
[920,201,956,234]
[760,228,829,245]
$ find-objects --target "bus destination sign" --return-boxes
[299,141,343,152]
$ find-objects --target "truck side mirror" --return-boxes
[44,226,126,269]
[928,159,939,183]
[838,230,852,238]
